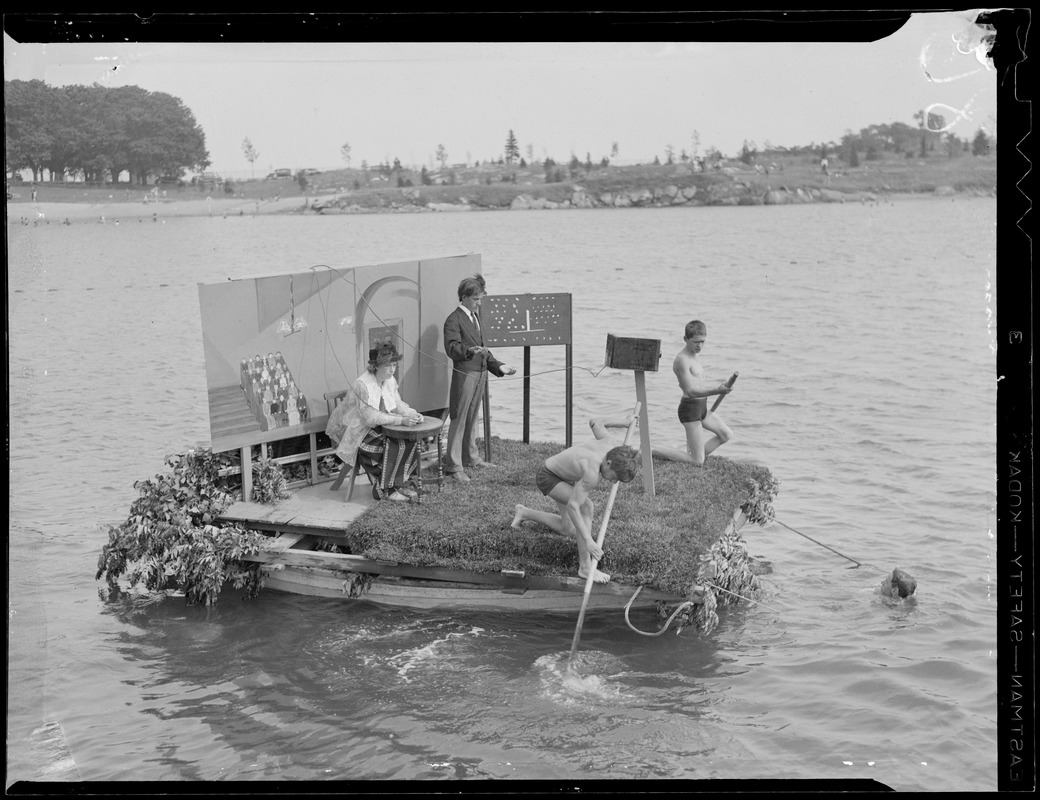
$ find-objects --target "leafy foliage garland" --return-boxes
[250,457,292,505]
[741,470,781,525]
[95,448,287,606]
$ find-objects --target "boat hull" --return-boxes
[261,564,681,613]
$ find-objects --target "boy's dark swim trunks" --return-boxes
[678,395,708,423]
[535,463,568,496]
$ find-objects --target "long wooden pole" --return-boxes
[567,402,641,668]
[710,371,739,413]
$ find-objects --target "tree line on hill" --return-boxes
[738,113,992,168]
[6,79,994,188]
[5,79,211,184]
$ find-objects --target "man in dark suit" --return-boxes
[442,274,515,482]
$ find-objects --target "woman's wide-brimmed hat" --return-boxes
[368,341,403,368]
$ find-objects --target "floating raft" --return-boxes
[223,438,776,614]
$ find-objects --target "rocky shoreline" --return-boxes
[9,179,994,225]
[306,179,994,215]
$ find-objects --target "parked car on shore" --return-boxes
[156,176,185,186]
[267,168,293,180]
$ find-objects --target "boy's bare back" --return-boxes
[544,438,614,488]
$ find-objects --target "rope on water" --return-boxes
[768,516,865,568]
[623,580,783,637]
[704,582,782,613]
[623,586,696,637]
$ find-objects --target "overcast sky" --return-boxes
[4,11,998,177]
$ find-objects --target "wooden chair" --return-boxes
[324,390,360,494]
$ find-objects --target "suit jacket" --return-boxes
[444,307,506,414]
[444,307,506,375]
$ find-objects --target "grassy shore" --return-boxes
[7,151,995,221]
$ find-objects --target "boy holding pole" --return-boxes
[511,412,640,584]
[653,320,735,466]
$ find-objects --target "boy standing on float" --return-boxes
[442,275,515,483]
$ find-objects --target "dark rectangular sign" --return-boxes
[482,293,572,347]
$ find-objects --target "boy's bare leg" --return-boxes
[511,504,564,532]
[576,535,611,584]
[684,420,708,466]
[511,504,609,582]
[651,444,697,463]
[588,410,635,440]
[701,414,733,457]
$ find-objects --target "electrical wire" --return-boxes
[304,263,613,414]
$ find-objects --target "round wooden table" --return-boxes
[381,415,446,502]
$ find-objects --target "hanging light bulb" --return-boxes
[280,275,308,336]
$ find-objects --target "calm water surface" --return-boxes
[8,199,997,790]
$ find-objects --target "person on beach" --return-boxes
[442,274,516,483]
[511,413,640,584]
[325,342,424,502]
[652,320,734,467]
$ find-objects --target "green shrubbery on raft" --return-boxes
[337,437,778,598]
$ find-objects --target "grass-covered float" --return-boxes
[96,436,778,635]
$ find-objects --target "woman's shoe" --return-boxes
[388,490,411,502]
[399,486,419,499]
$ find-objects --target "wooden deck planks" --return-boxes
[220,480,376,534]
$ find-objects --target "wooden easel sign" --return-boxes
[605,334,660,496]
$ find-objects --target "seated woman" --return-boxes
[325,342,425,502]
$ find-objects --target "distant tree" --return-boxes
[665,144,674,165]
[689,131,700,159]
[340,142,352,168]
[944,133,964,159]
[600,156,610,168]
[653,155,660,165]
[526,143,534,163]
[392,157,402,172]
[971,128,991,156]
[242,137,259,179]
[543,156,564,183]
[739,140,758,165]
[297,173,308,192]
[610,141,619,160]
[519,157,526,168]
[504,129,520,164]
[421,165,432,185]
[6,81,210,184]
[585,152,592,170]
[4,79,55,181]
[435,144,448,168]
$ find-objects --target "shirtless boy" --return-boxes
[511,414,640,584]
[653,320,734,466]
